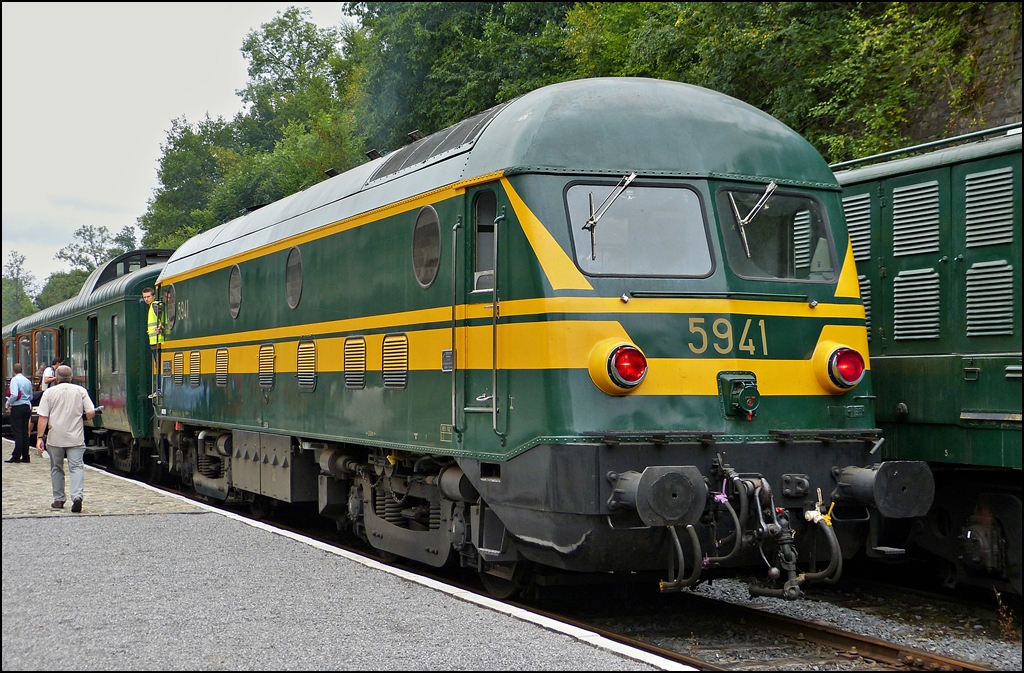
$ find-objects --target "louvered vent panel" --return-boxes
[297,340,317,391]
[344,337,366,390]
[893,268,941,340]
[892,181,940,257]
[793,211,812,270]
[858,275,872,340]
[215,349,228,387]
[190,351,201,388]
[965,167,1015,248]
[172,352,184,386]
[382,334,409,390]
[258,344,275,390]
[842,193,872,262]
[966,260,1015,337]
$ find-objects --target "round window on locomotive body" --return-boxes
[163,285,176,331]
[285,247,303,310]
[411,206,442,289]
[228,264,242,319]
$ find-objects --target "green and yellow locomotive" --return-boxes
[147,78,933,598]
[834,125,1022,596]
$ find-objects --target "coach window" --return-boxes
[163,284,176,331]
[228,264,242,319]
[111,315,119,373]
[473,191,496,291]
[285,247,303,309]
[412,206,441,289]
[4,339,15,382]
[34,330,57,379]
[18,336,31,377]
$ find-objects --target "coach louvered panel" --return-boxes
[190,350,201,387]
[893,268,941,340]
[892,181,940,257]
[173,351,184,386]
[344,337,366,389]
[858,275,872,340]
[297,340,317,391]
[965,167,1015,248]
[842,193,872,262]
[793,211,812,270]
[258,344,275,390]
[382,333,409,390]
[966,260,1015,337]
[215,348,228,387]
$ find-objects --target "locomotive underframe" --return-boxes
[155,421,933,597]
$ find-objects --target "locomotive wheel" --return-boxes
[479,561,531,600]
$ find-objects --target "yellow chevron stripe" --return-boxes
[500,177,594,291]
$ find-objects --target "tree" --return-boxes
[55,224,138,273]
[35,269,91,310]
[2,251,38,325]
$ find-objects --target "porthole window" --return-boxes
[228,265,242,319]
[163,285,176,331]
[285,247,303,310]
[411,206,441,289]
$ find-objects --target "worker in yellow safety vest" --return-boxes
[143,287,164,396]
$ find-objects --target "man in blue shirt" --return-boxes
[5,363,34,463]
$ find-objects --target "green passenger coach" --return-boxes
[2,250,173,472]
[834,125,1022,595]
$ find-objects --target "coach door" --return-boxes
[454,186,511,448]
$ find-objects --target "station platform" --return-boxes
[1,438,685,671]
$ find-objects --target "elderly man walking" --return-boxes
[35,365,97,512]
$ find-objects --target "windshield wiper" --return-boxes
[583,172,637,260]
[727,181,777,258]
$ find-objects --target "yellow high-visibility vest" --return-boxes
[148,304,164,345]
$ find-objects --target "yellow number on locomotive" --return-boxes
[713,318,733,354]
[688,317,708,354]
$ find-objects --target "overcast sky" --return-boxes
[2,2,351,289]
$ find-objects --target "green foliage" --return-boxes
[2,252,38,326]
[34,269,91,310]
[135,2,1019,247]
[55,224,138,272]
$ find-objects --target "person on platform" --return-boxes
[35,365,96,512]
[5,363,34,463]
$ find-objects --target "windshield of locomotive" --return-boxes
[566,184,713,276]
[716,187,836,282]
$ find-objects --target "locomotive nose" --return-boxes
[607,466,708,527]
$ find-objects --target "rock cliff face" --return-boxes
[910,3,1022,142]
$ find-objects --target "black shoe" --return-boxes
[51,500,65,509]
[4,458,22,463]
[71,498,83,513]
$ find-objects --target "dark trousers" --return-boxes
[10,404,31,461]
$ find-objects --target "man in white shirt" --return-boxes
[35,365,96,512]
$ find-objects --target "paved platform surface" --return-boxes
[2,438,682,671]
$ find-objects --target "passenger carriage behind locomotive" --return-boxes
[2,250,173,469]
[152,78,935,598]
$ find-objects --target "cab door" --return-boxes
[456,185,510,450]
